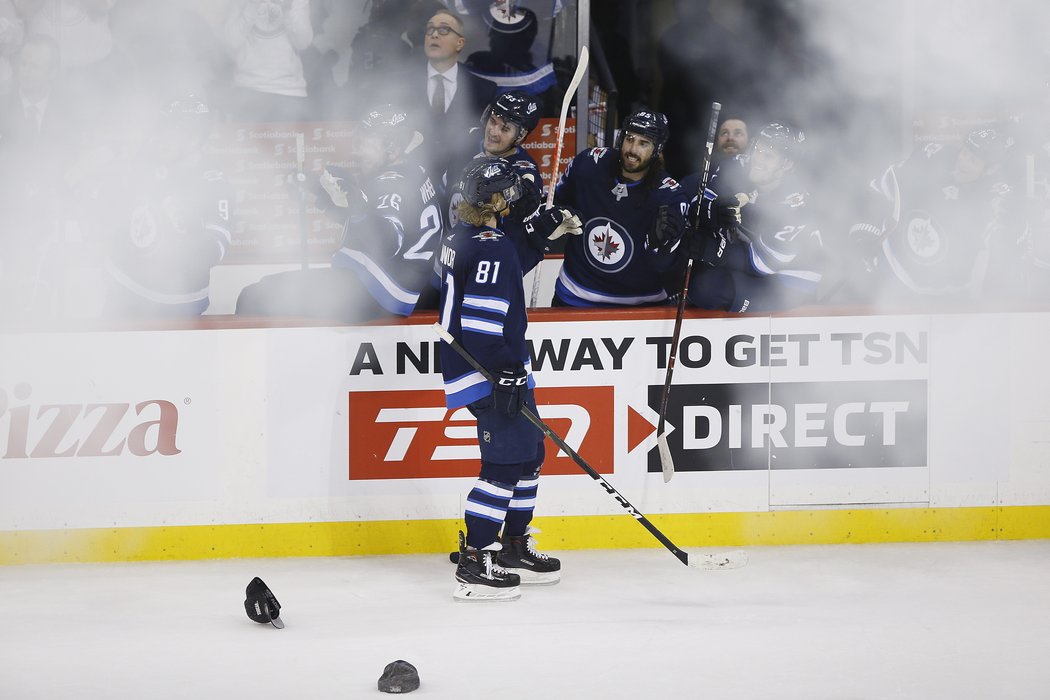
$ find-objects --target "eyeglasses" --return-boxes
[424,24,462,38]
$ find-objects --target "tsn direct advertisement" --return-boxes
[342,314,934,508]
[9,311,1047,533]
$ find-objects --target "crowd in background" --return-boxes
[0,0,1048,328]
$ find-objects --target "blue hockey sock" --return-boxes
[502,476,539,537]
[464,478,513,549]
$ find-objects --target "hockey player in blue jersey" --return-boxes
[840,126,1021,304]
[235,106,443,322]
[100,96,233,318]
[446,89,546,272]
[551,109,691,306]
[438,157,576,601]
[683,122,824,312]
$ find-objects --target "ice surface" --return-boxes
[2,541,1048,699]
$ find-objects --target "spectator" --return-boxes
[0,32,72,152]
[683,122,824,313]
[715,115,749,164]
[109,0,228,106]
[221,0,313,123]
[551,109,690,307]
[15,0,116,69]
[403,7,496,186]
[235,105,443,322]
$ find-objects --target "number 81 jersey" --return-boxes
[436,222,534,409]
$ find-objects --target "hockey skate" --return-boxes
[453,531,521,602]
[498,527,561,585]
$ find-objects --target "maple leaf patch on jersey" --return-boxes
[583,217,633,273]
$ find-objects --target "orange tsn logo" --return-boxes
[348,387,614,480]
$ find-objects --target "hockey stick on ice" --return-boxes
[433,323,747,570]
[655,101,722,482]
[529,44,590,309]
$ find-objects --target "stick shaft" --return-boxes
[657,101,722,435]
[530,45,589,308]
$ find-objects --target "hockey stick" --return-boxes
[296,131,308,271]
[656,101,722,482]
[432,323,747,571]
[529,44,590,309]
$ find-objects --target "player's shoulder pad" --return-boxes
[922,142,943,159]
[586,147,612,164]
[511,156,538,174]
[658,175,681,191]
[472,228,505,243]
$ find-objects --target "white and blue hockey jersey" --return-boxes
[437,221,535,409]
[331,154,443,316]
[553,147,689,306]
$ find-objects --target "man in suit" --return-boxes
[416,7,496,187]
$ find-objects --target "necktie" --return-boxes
[431,75,446,115]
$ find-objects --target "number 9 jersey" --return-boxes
[436,221,534,409]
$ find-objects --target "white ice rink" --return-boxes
[3,541,1048,699]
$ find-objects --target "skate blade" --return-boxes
[510,568,560,586]
[452,582,521,602]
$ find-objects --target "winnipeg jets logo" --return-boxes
[904,211,944,263]
[611,182,629,201]
[584,217,632,272]
[482,164,502,178]
[474,230,503,242]
[590,147,608,164]
[129,205,158,249]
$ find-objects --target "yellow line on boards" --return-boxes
[1,506,1048,565]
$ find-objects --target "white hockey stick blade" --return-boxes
[657,432,674,482]
[687,549,749,571]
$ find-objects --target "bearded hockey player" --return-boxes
[551,109,690,307]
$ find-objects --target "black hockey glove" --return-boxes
[691,194,743,233]
[687,226,731,267]
[493,364,528,415]
[509,171,543,220]
[524,205,584,252]
[645,204,685,253]
[848,222,885,272]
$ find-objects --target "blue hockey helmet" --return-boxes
[617,109,670,154]
[483,89,541,137]
[749,122,805,160]
[460,156,523,207]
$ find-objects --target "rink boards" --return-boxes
[1,309,1049,563]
